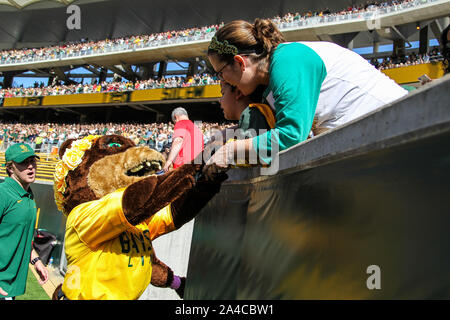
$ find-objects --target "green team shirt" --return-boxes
[252,42,327,164]
[0,177,37,297]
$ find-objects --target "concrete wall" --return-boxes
[139,220,195,300]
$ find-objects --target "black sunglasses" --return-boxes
[215,62,229,81]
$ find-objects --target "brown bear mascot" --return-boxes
[52,134,226,300]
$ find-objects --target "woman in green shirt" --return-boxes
[206,19,325,168]
[205,18,407,173]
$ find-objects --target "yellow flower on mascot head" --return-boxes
[62,148,85,170]
[54,161,68,191]
[54,135,101,214]
[54,187,65,213]
[71,138,93,153]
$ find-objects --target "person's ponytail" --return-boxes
[253,18,286,57]
[208,19,286,74]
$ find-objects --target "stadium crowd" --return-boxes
[0,0,427,65]
[271,0,417,25]
[0,45,444,99]
[0,24,223,65]
[0,74,219,98]
[371,48,444,70]
[0,121,235,156]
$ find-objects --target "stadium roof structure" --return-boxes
[0,0,447,87]
[0,0,107,10]
[0,0,376,49]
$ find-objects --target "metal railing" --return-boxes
[274,0,439,30]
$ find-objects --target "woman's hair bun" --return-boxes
[253,18,285,55]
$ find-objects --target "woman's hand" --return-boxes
[205,142,235,168]
[202,138,258,180]
[202,142,234,181]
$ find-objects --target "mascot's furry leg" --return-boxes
[150,255,186,298]
[122,163,227,298]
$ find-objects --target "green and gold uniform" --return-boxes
[0,177,37,298]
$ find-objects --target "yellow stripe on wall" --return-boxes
[45,92,105,105]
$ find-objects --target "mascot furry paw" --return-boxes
[52,134,226,300]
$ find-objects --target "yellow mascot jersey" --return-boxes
[61,188,175,300]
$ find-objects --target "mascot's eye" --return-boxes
[108,143,122,148]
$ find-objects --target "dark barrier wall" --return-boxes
[31,182,66,268]
[186,75,450,299]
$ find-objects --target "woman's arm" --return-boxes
[253,43,326,164]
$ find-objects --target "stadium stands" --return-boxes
[0,0,447,70]
[1,0,448,162]
[0,120,236,180]
[0,74,219,98]
[379,60,444,83]
[372,48,444,69]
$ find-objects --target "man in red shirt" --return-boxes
[163,107,204,171]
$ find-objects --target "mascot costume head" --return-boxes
[52,134,226,300]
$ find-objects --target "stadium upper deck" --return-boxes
[0,0,448,73]
[0,0,448,124]
[0,0,423,47]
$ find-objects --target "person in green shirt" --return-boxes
[201,82,275,172]
[34,136,43,152]
[0,143,48,300]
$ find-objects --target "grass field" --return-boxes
[16,267,50,300]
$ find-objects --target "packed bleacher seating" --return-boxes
[0,120,237,181]
[0,25,223,65]
[0,121,236,156]
[371,48,444,70]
